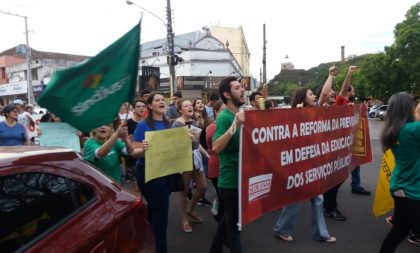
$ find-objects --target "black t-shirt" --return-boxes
[199,125,208,150]
[125,118,141,167]
[127,118,140,135]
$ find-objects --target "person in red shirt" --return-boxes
[206,100,226,221]
[322,66,370,222]
[336,66,371,194]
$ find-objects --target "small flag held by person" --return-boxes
[38,23,140,133]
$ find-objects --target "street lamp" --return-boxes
[126,1,167,27]
[0,10,33,105]
[126,0,176,96]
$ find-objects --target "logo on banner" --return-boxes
[352,118,366,156]
[248,173,273,202]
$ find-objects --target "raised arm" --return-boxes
[338,66,359,98]
[97,122,128,158]
[318,64,337,106]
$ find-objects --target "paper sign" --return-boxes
[27,114,43,138]
[38,122,81,152]
[145,126,193,182]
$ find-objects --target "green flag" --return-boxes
[38,23,140,133]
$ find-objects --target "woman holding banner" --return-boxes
[133,93,172,253]
[173,98,209,233]
[273,87,336,243]
[379,92,420,252]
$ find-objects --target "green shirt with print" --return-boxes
[83,138,125,184]
[390,121,420,200]
[213,108,240,189]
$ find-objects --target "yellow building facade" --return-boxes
[210,26,250,76]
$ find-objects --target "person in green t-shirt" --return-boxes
[379,92,420,252]
[83,121,134,184]
[210,76,245,253]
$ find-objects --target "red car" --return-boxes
[0,146,154,253]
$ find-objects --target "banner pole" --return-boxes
[237,124,244,231]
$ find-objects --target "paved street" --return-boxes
[165,119,418,253]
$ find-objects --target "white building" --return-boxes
[140,27,243,98]
[0,47,88,105]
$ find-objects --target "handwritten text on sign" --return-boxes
[145,126,193,182]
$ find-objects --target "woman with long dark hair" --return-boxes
[192,98,212,206]
[379,92,420,252]
[133,92,172,253]
[273,87,336,243]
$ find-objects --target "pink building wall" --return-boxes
[0,55,26,84]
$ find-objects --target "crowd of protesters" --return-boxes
[0,64,419,253]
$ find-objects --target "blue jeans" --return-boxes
[136,166,170,253]
[351,166,361,190]
[210,188,243,253]
[273,195,330,240]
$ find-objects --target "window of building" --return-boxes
[0,172,95,253]
[0,68,5,79]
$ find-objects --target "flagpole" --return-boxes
[166,0,176,94]
[169,75,173,98]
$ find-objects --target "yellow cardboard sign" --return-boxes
[372,149,395,217]
[145,126,193,182]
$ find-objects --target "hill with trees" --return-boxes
[267,3,419,104]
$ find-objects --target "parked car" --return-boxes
[369,105,387,118]
[0,146,154,253]
[377,110,386,120]
[33,107,47,114]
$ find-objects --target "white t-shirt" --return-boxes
[18,112,32,128]
[119,112,132,121]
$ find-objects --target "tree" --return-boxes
[391,3,420,95]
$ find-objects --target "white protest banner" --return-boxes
[39,122,81,152]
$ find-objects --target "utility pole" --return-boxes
[166,0,176,94]
[0,10,33,104]
[24,16,33,105]
[262,24,267,84]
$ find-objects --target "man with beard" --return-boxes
[210,76,245,253]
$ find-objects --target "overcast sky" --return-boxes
[0,0,417,80]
